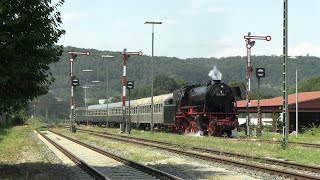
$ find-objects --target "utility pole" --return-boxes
[282,0,289,149]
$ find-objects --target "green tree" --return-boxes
[289,76,320,93]
[0,0,65,114]
[229,81,246,100]
[154,75,181,95]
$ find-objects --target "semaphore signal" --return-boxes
[68,50,91,133]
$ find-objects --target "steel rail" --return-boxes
[36,130,107,180]
[78,129,320,173]
[48,130,182,180]
[76,129,320,180]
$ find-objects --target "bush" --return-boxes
[301,123,320,135]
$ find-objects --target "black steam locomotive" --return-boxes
[174,80,241,136]
[76,79,240,137]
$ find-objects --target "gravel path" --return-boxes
[42,130,159,179]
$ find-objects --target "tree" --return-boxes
[229,81,246,100]
[154,75,181,95]
[289,76,320,93]
[0,0,65,114]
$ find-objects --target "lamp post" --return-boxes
[243,33,271,136]
[102,55,115,128]
[33,105,36,119]
[296,68,298,138]
[145,21,162,133]
[289,56,298,138]
[83,69,93,125]
[85,80,100,126]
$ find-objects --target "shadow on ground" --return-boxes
[0,162,91,180]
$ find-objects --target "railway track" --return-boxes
[37,130,182,180]
[75,128,320,180]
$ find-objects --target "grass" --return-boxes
[74,126,320,165]
[0,120,68,179]
[0,126,32,162]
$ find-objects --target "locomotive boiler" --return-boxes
[173,80,241,137]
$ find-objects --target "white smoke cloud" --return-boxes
[208,65,222,80]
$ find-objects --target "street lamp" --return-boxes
[33,105,36,119]
[145,20,162,133]
[102,55,115,128]
[83,69,93,125]
[83,80,100,126]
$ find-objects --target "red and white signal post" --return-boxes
[67,50,90,133]
[121,49,143,133]
[243,33,271,136]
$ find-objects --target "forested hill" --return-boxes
[49,46,320,105]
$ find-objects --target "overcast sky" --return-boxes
[57,0,320,59]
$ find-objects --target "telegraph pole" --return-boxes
[244,33,271,136]
[67,50,90,133]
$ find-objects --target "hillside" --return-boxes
[49,47,320,103]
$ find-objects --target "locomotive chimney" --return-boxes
[212,80,221,84]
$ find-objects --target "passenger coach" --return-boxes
[75,93,176,129]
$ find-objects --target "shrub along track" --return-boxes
[38,130,181,180]
[74,128,320,180]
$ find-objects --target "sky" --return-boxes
[57,0,320,59]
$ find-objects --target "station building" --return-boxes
[236,91,320,132]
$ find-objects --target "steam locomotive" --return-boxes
[75,79,240,137]
[174,80,241,136]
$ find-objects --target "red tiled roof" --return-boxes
[236,91,320,108]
